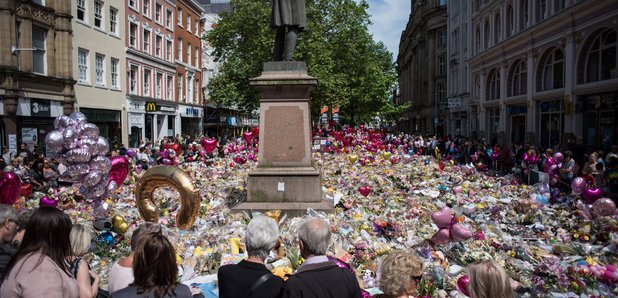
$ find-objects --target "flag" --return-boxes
[320,106,329,114]
[331,106,339,114]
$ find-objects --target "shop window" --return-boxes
[508,60,527,97]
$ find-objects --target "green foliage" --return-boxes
[206,0,399,122]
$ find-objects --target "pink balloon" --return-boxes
[431,228,451,246]
[592,198,616,217]
[548,164,559,175]
[242,131,253,144]
[162,158,172,165]
[431,206,453,229]
[134,164,143,174]
[451,224,474,242]
[571,177,587,194]
[0,172,21,204]
[553,152,564,163]
[201,138,217,154]
[457,275,471,297]
[109,156,129,186]
[39,196,58,208]
[582,187,602,204]
[452,185,463,194]
[358,186,372,197]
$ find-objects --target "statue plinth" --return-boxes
[233,62,331,214]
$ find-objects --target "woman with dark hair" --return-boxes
[2,207,79,297]
[110,232,191,298]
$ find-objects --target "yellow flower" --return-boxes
[585,257,598,266]
[573,234,580,239]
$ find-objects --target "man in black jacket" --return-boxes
[282,217,362,298]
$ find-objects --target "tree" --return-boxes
[206,0,402,124]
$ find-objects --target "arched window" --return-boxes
[537,0,547,22]
[486,69,500,100]
[583,29,617,83]
[538,48,564,91]
[476,26,481,53]
[508,60,527,96]
[494,13,501,44]
[506,5,513,37]
[484,20,490,48]
[520,0,529,30]
[474,75,480,99]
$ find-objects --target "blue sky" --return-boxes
[362,0,411,59]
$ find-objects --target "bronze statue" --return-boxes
[271,0,307,61]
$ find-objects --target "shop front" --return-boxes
[179,105,203,137]
[16,98,64,155]
[145,101,178,141]
[80,108,122,147]
[580,93,618,152]
[127,99,145,148]
[507,105,527,146]
[538,100,564,150]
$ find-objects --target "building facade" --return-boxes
[125,0,178,147]
[397,0,447,136]
[175,0,204,138]
[72,0,127,147]
[0,0,75,153]
[468,0,618,150]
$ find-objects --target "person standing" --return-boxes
[0,205,18,284]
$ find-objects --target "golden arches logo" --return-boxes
[146,102,157,112]
[134,166,201,230]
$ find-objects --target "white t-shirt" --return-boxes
[107,261,134,294]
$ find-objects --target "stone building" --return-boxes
[397,0,447,136]
[467,0,617,150]
[0,0,75,153]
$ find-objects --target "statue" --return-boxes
[271,0,307,61]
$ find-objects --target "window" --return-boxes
[178,8,183,26]
[439,0,446,7]
[143,0,150,17]
[508,60,527,96]
[155,35,162,57]
[506,5,513,37]
[475,26,481,53]
[129,23,138,48]
[584,29,617,83]
[178,74,183,101]
[494,13,501,44]
[111,58,119,88]
[437,83,445,105]
[156,73,162,98]
[486,69,500,100]
[143,29,150,53]
[540,49,564,90]
[195,21,199,36]
[95,53,105,85]
[187,14,191,32]
[109,7,118,34]
[166,75,173,100]
[178,38,183,61]
[129,65,138,94]
[487,107,500,142]
[94,1,103,28]
[555,0,567,11]
[195,46,199,66]
[538,0,547,21]
[166,39,172,61]
[438,30,446,47]
[77,0,86,22]
[78,48,88,82]
[438,55,445,75]
[129,0,136,10]
[521,0,529,30]
[187,43,191,65]
[540,100,563,148]
[143,69,151,96]
[32,26,46,74]
[484,20,490,48]
[166,9,173,28]
[155,3,162,23]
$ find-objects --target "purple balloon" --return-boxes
[571,177,587,194]
[162,158,172,165]
[79,123,100,139]
[549,164,559,176]
[89,156,112,173]
[69,111,88,124]
[45,130,64,153]
[63,127,79,149]
[126,149,136,158]
[160,150,169,159]
[553,152,564,164]
[39,196,59,208]
[582,187,602,204]
[592,198,616,217]
[65,148,91,163]
[0,172,21,204]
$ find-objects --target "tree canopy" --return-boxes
[206,0,404,125]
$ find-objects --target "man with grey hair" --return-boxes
[218,216,284,297]
[282,217,362,298]
[0,205,18,283]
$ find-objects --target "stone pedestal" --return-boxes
[233,62,330,213]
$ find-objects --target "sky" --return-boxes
[363,0,412,59]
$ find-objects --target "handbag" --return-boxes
[243,273,271,298]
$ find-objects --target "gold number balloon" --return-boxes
[134,166,201,230]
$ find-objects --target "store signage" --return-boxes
[185,107,199,117]
[146,102,176,113]
[226,116,236,126]
[447,97,461,108]
[248,119,259,126]
[31,99,51,117]
[81,109,120,122]
[129,101,145,112]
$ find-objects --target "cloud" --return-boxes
[363,0,411,59]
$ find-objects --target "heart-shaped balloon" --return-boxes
[382,151,392,160]
[582,187,602,204]
[109,156,129,186]
[39,196,58,208]
[201,138,217,154]
[0,172,21,205]
[456,275,471,297]
[111,215,129,234]
[243,131,253,144]
[431,228,451,245]
[439,161,446,171]
[451,223,474,242]
[431,206,453,229]
[390,157,398,165]
[348,154,358,163]
[592,198,616,217]
[358,186,372,197]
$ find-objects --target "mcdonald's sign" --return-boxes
[146,102,157,112]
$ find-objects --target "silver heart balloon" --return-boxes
[79,123,100,139]
[83,170,104,187]
[89,156,112,173]
[62,128,79,149]
[69,111,88,125]
[96,137,109,156]
[45,130,64,153]
[66,148,91,163]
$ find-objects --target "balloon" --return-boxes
[348,154,358,163]
[452,185,463,194]
[439,161,446,171]
[93,200,111,218]
[96,136,109,156]
[45,130,64,152]
[381,151,392,160]
[170,143,181,156]
[431,206,453,229]
[93,218,112,231]
[95,231,115,246]
[582,188,602,204]
[109,156,129,186]
[83,170,104,187]
[54,115,72,129]
[89,156,112,173]
[402,154,411,164]
[126,149,136,158]
[62,127,79,149]
[457,275,471,297]
[451,224,474,242]
[78,137,99,157]
[66,164,90,178]
[431,228,451,246]
[390,157,398,165]
[548,164,559,175]
[162,158,172,165]
[39,196,58,208]
[69,111,88,124]
[571,177,587,194]
[553,152,564,163]
[201,138,217,154]
[65,148,91,163]
[111,215,129,234]
[79,123,100,139]
[134,164,143,174]
[134,166,201,230]
[0,172,22,204]
[242,131,254,144]
[358,186,372,197]
[592,198,616,217]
